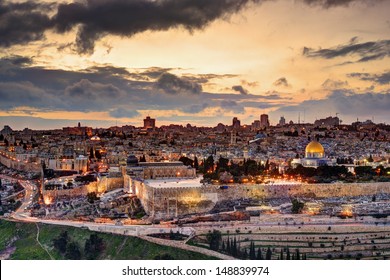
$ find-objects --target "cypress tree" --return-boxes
[256,247,263,260]
[296,249,300,260]
[249,241,256,260]
[233,237,237,257]
[226,237,231,254]
[286,247,291,260]
[266,247,272,260]
[280,248,284,260]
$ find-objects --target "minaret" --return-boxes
[230,130,237,145]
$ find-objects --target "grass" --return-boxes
[0,219,215,260]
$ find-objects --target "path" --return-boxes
[35,223,54,260]
[139,235,236,260]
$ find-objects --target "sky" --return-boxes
[0,0,390,130]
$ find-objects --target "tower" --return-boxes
[230,130,237,145]
[260,114,270,128]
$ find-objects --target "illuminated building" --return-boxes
[292,140,335,168]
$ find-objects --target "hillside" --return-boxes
[0,220,215,260]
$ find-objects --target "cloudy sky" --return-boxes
[1,0,389,129]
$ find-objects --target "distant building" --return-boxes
[260,114,270,128]
[232,117,241,129]
[314,116,340,127]
[278,116,286,126]
[251,120,261,131]
[63,124,93,137]
[1,125,13,135]
[143,116,156,130]
[139,162,196,180]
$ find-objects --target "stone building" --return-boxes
[139,162,196,180]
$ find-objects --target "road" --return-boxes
[10,179,37,220]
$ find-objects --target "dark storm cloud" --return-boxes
[0,55,33,66]
[52,0,262,54]
[240,101,279,109]
[273,77,290,87]
[182,103,209,113]
[232,85,249,95]
[2,0,379,54]
[300,0,370,8]
[271,90,390,123]
[303,39,390,62]
[109,108,140,118]
[156,72,202,94]
[348,71,390,85]
[140,67,175,80]
[0,81,59,110]
[0,56,283,115]
[0,0,54,47]
[220,100,245,113]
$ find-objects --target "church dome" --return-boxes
[126,155,139,166]
[305,141,324,158]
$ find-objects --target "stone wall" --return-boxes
[43,177,124,201]
[0,155,40,172]
[136,181,390,220]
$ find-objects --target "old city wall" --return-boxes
[0,155,40,172]
[43,177,123,201]
[137,182,390,219]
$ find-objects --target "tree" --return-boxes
[232,237,238,257]
[179,156,193,167]
[89,147,94,159]
[95,149,102,160]
[194,156,199,170]
[226,237,231,254]
[266,247,272,260]
[217,157,229,172]
[256,247,263,260]
[206,230,222,251]
[204,155,214,173]
[140,155,146,162]
[286,247,291,260]
[249,241,256,260]
[291,198,305,214]
[65,242,81,259]
[296,249,301,260]
[280,248,284,260]
[53,231,69,254]
[84,233,105,259]
[264,159,270,170]
[87,192,99,204]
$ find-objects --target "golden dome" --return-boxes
[305,141,324,158]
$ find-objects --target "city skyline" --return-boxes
[1,0,390,130]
